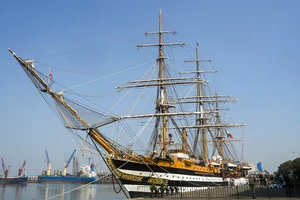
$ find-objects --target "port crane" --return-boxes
[62,149,76,176]
[17,160,26,176]
[45,150,51,176]
[1,158,10,178]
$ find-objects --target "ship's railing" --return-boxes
[147,183,300,198]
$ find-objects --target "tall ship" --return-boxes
[0,158,28,184]
[38,150,98,184]
[9,10,252,198]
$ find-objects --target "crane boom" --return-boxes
[62,150,76,176]
[1,158,10,178]
[66,150,76,168]
[1,158,6,174]
[45,150,50,165]
[18,160,26,176]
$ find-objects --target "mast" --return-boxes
[215,94,223,158]
[158,10,167,157]
[183,44,246,162]
[72,157,76,175]
[184,43,211,162]
[76,157,79,175]
[136,10,185,157]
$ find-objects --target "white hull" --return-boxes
[119,168,224,183]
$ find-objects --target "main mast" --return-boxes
[185,44,212,161]
[158,10,168,157]
[136,10,184,157]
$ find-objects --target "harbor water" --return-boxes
[0,183,127,200]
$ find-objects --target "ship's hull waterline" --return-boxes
[0,176,28,184]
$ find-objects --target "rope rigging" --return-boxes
[90,137,128,198]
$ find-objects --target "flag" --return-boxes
[257,162,263,172]
[225,130,233,139]
[49,68,53,80]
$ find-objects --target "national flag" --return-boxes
[225,130,233,139]
[49,68,53,80]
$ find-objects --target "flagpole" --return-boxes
[48,68,50,85]
[48,67,52,86]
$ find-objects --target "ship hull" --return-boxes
[38,175,97,184]
[0,176,28,184]
[111,158,228,198]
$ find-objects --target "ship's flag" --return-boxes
[225,130,233,139]
[49,68,53,80]
[257,162,263,172]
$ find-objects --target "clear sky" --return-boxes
[0,0,299,176]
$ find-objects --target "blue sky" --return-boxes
[0,1,299,175]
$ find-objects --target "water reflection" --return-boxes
[44,184,48,200]
[1,185,5,200]
[0,183,126,200]
[42,183,96,200]
[14,185,23,200]
[71,185,95,200]
[61,184,64,200]
[0,184,26,200]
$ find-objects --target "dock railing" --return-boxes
[147,183,300,199]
